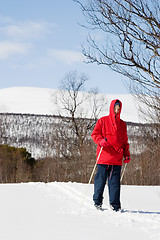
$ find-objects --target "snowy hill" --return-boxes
[0,182,160,240]
[0,87,143,123]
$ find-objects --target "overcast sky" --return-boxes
[0,0,129,94]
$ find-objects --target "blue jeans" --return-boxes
[93,164,121,210]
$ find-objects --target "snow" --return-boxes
[0,87,56,116]
[0,87,143,123]
[0,182,160,240]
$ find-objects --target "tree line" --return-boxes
[0,112,159,185]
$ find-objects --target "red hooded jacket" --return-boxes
[91,99,130,166]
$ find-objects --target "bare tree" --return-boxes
[129,82,160,122]
[51,71,106,182]
[122,121,160,185]
[75,1,160,182]
[75,0,160,89]
[53,71,106,129]
[0,114,6,145]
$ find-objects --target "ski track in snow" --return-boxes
[0,182,159,240]
[39,182,160,240]
[44,182,94,212]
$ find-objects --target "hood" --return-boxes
[109,99,122,130]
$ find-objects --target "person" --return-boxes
[91,99,130,211]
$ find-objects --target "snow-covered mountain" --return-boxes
[0,87,143,123]
[0,182,160,240]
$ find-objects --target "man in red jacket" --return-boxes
[91,99,130,211]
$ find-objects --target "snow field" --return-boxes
[0,182,159,240]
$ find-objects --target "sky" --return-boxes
[0,0,129,94]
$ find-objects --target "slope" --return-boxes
[0,87,143,123]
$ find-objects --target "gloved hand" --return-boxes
[100,138,110,147]
[124,156,130,163]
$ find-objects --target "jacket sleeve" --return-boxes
[91,119,104,145]
[123,123,130,158]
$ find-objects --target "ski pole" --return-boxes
[80,147,103,209]
[120,163,127,182]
